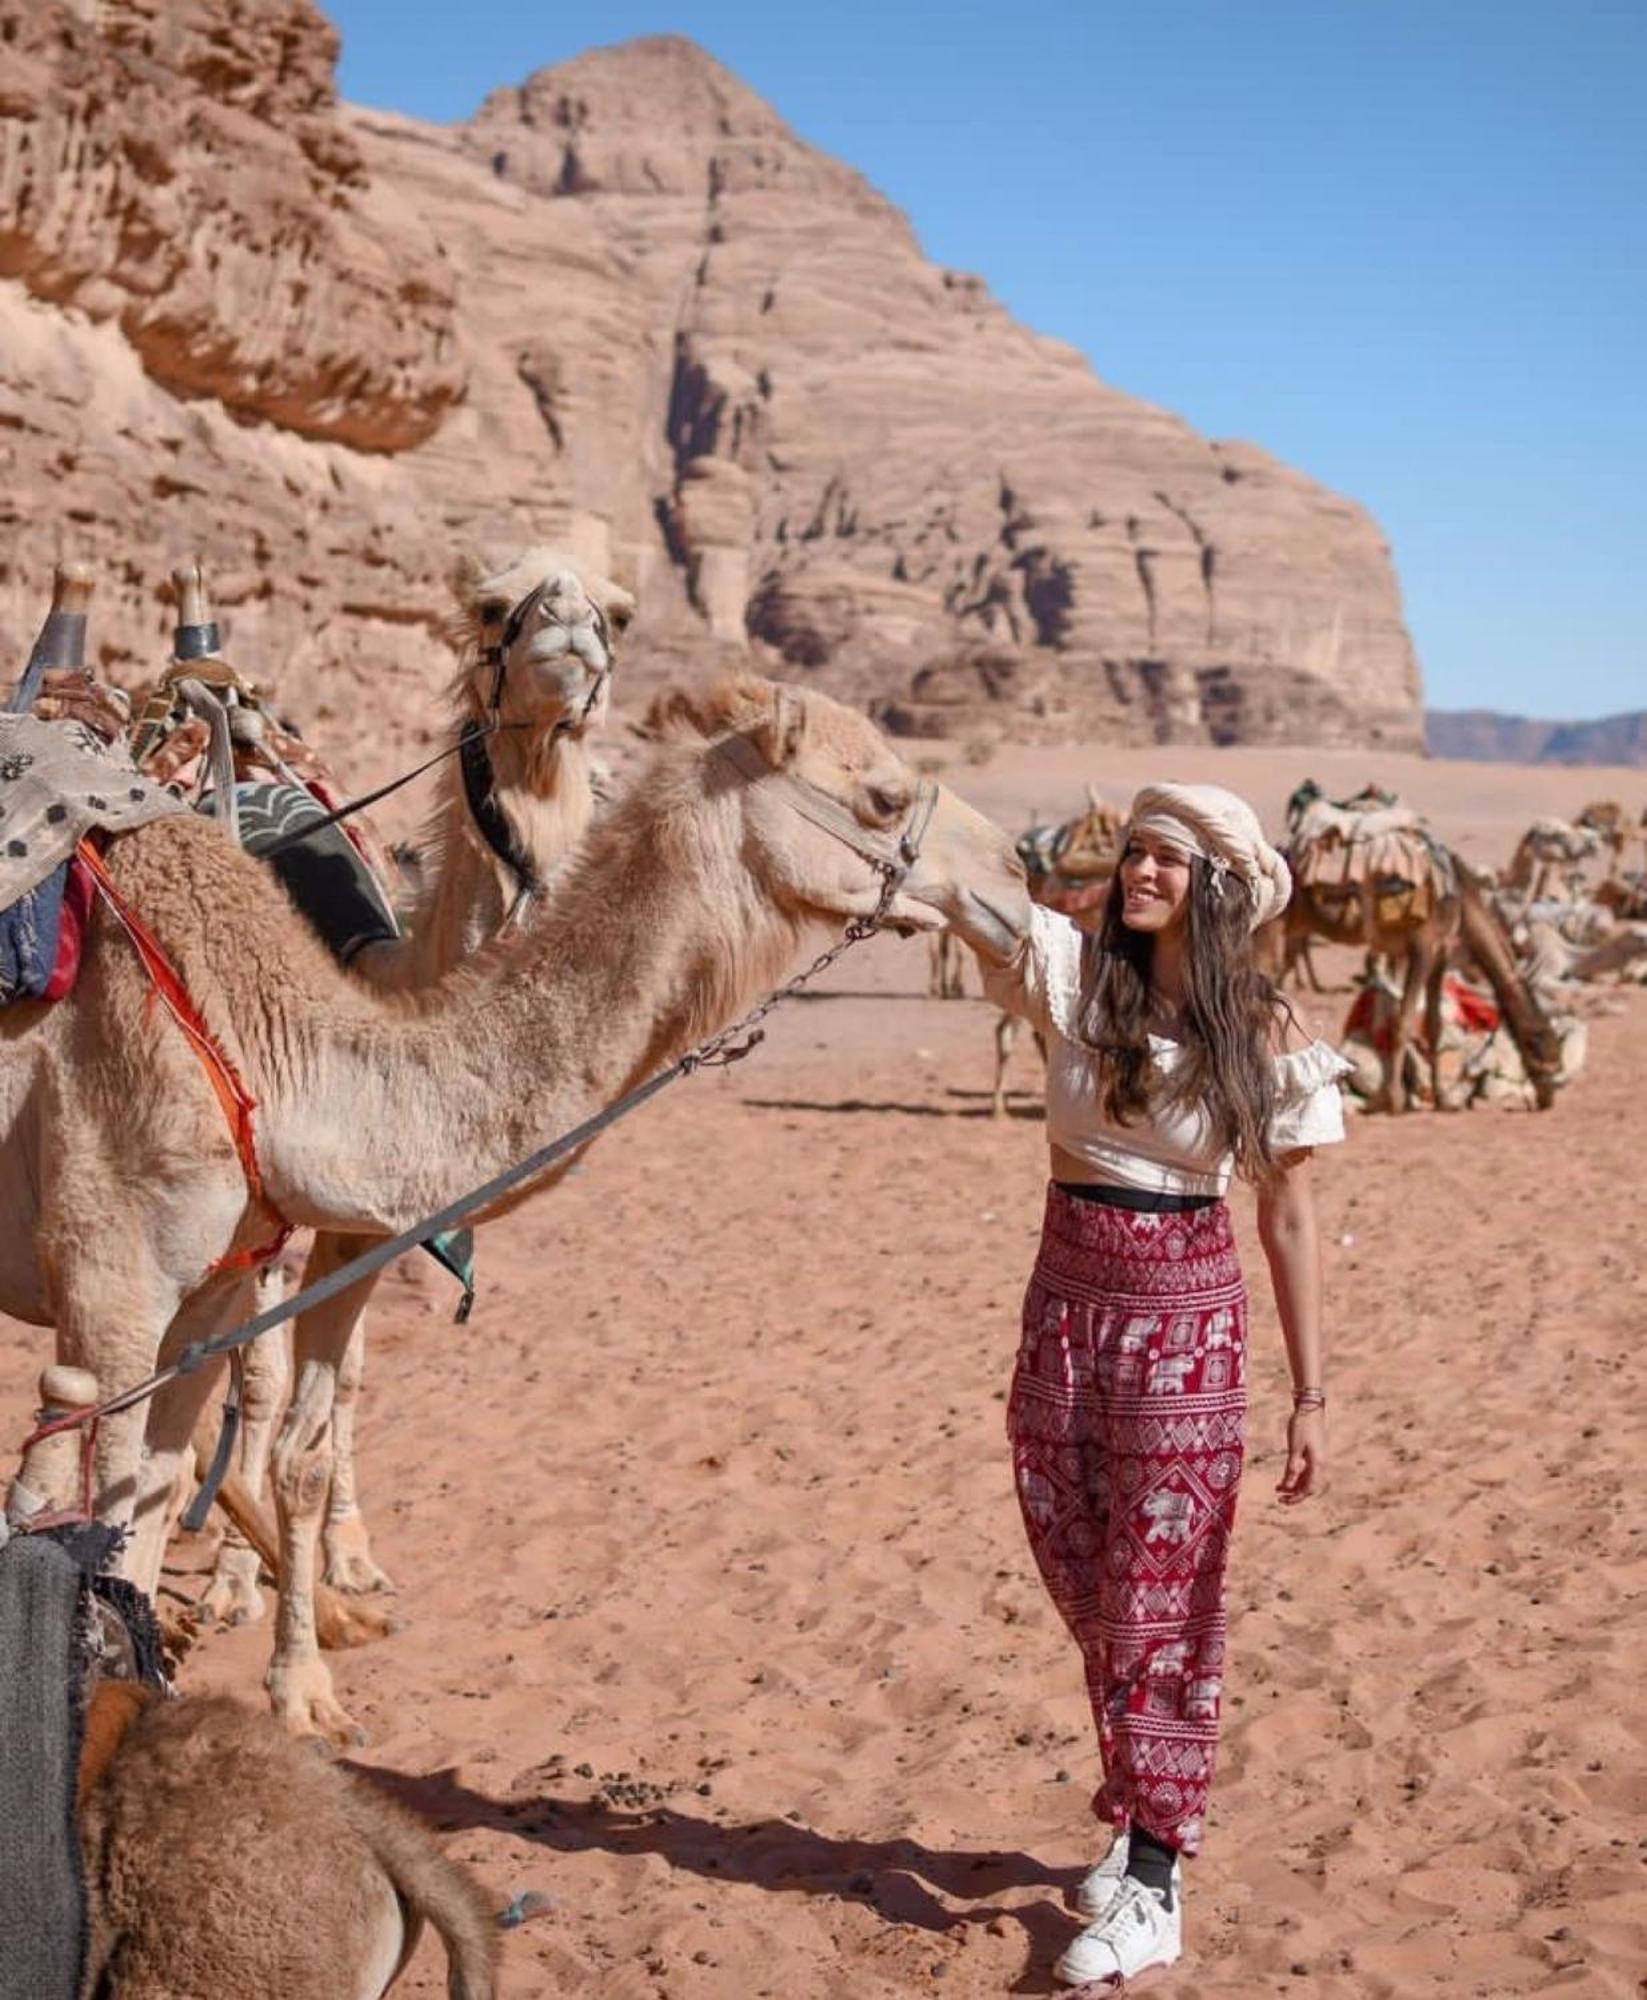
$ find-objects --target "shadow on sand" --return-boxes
[740,1089,1045,1122]
[351,1762,1081,1990]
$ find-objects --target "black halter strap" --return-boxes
[459,718,543,904]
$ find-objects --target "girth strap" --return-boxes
[75,840,291,1275]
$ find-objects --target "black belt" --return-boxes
[1054,1180,1219,1215]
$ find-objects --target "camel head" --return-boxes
[647,676,1027,950]
[450,544,636,746]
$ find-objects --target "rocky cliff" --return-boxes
[0,10,1424,780]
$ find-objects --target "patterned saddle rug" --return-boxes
[206,782,399,966]
[0,715,187,1012]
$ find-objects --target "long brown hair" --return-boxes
[1075,856,1286,1182]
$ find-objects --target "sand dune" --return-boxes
[1,747,1642,1995]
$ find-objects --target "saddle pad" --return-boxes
[0,714,187,911]
[0,1532,86,1999]
[214,782,399,965]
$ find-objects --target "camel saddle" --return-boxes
[0,716,188,1010]
[1291,792,1454,927]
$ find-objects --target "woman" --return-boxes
[971,782,1347,1986]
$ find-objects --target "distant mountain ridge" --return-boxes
[1426,709,1647,768]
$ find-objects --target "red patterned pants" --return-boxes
[1007,1184,1247,1857]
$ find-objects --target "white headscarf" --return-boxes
[1125,781,1291,931]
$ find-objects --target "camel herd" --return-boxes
[966,779,1644,1121]
[0,546,1639,1993]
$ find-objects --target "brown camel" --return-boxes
[0,674,1025,1742]
[78,1686,497,1998]
[989,791,1122,1117]
[1260,840,1564,1113]
[203,546,633,1635]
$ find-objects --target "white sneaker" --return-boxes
[1073,1826,1131,1918]
[1075,1829,1184,1922]
[1055,1875,1183,1987]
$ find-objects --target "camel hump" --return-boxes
[77,1694,500,1998]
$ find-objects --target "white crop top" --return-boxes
[981,904,1350,1196]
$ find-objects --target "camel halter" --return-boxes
[257,580,616,868]
[714,730,939,927]
[463,581,617,923]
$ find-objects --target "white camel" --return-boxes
[1,674,1027,1741]
[202,546,634,1633]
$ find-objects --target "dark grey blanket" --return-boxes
[0,1523,164,2000]
[0,1532,89,2000]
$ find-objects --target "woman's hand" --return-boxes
[1276,1406,1325,1505]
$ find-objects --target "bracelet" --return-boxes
[1292,1386,1326,1410]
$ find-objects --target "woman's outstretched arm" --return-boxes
[1256,1148,1326,1506]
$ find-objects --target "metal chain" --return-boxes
[684,857,900,1069]
[10,857,912,1467]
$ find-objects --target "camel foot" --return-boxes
[322,1514,396,1595]
[197,1544,268,1628]
[267,1656,369,1749]
[316,1586,404,1652]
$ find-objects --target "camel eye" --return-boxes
[605,600,633,635]
[867,783,909,822]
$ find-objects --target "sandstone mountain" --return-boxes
[0,3,1423,784]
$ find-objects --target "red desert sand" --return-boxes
[3,743,1643,1997]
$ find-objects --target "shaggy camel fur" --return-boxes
[0,674,1025,1742]
[78,1688,496,1997]
[205,547,633,1635]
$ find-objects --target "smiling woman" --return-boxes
[956,780,1349,1987]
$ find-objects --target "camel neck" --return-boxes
[271,765,796,1235]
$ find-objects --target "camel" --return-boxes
[989,790,1122,1117]
[201,546,633,1634]
[1576,798,1630,871]
[0,673,1026,1742]
[926,928,969,998]
[1261,828,1564,1112]
[78,1687,498,1997]
[1503,816,1603,904]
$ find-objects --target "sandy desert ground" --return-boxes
[2,743,1644,1998]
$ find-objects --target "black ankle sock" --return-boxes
[1125,1824,1178,1904]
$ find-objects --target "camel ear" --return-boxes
[603,584,637,635]
[755,685,807,769]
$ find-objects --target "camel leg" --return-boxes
[269,1234,400,1744]
[1384,943,1429,1115]
[1302,940,1326,994]
[991,1012,1018,1117]
[1425,948,1457,1111]
[323,1314,395,1595]
[121,1279,259,1601]
[270,1354,363,1745]
[198,1267,290,1628]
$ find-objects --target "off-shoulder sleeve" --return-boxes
[976,902,1085,1040]
[1268,1038,1352,1152]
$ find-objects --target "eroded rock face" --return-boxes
[0,21,1422,780]
[0,0,462,452]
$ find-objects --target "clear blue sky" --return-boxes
[329,0,1644,720]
